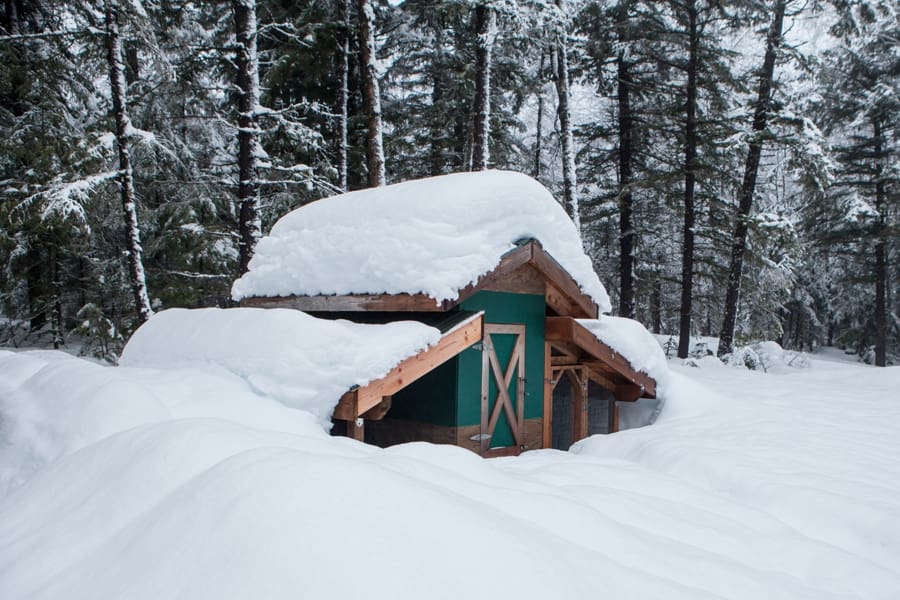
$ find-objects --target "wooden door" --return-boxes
[480,324,526,456]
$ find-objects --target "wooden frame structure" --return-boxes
[241,238,658,455]
[333,312,484,439]
[542,317,655,449]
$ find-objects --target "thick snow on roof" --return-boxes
[119,308,440,425]
[2,350,899,598]
[577,316,670,391]
[231,170,611,313]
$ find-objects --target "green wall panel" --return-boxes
[457,291,546,439]
[388,359,458,426]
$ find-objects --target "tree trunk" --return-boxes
[554,6,580,231]
[429,22,445,177]
[616,6,635,318]
[677,0,698,359]
[717,0,786,357]
[471,4,495,171]
[105,0,153,323]
[873,117,887,367]
[3,0,18,34]
[233,0,261,274]
[533,52,545,178]
[357,0,386,186]
[335,0,350,191]
[650,277,662,334]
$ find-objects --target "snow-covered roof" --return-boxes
[231,170,611,313]
[577,316,670,392]
[120,308,441,425]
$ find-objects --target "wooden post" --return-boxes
[579,366,589,440]
[346,418,365,441]
[542,342,552,449]
[515,330,525,449]
[480,334,491,454]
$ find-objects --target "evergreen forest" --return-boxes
[0,0,897,365]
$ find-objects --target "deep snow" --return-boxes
[231,170,611,312]
[1,347,898,599]
[119,307,441,426]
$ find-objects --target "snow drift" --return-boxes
[231,170,611,312]
[1,348,899,599]
[119,307,441,425]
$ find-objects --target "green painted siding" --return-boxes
[457,291,546,447]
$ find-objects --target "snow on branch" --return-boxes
[18,171,120,226]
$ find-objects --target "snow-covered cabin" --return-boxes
[232,171,658,455]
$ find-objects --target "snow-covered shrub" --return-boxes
[74,303,124,364]
[723,346,762,370]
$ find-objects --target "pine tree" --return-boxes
[816,0,899,365]
[717,0,788,356]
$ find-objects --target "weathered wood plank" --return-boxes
[530,243,598,318]
[542,341,552,449]
[241,292,445,312]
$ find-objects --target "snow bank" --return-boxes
[231,170,611,312]
[576,359,900,586]
[2,350,900,598]
[120,308,441,425]
[577,316,669,391]
[0,349,325,496]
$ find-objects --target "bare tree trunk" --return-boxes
[335,0,350,192]
[554,3,579,231]
[616,5,635,318]
[533,52,545,178]
[3,0,18,34]
[233,0,261,274]
[471,4,495,171]
[677,0,698,359]
[873,117,887,367]
[717,0,786,357]
[104,0,153,323]
[357,0,385,186]
[429,22,445,177]
[650,277,662,334]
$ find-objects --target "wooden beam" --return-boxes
[529,242,598,318]
[585,369,617,391]
[545,317,656,398]
[333,389,358,421]
[333,312,484,420]
[542,341,552,449]
[615,383,643,403]
[361,395,392,420]
[241,292,446,312]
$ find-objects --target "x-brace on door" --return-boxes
[480,323,526,457]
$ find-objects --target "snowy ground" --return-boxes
[1,347,898,599]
